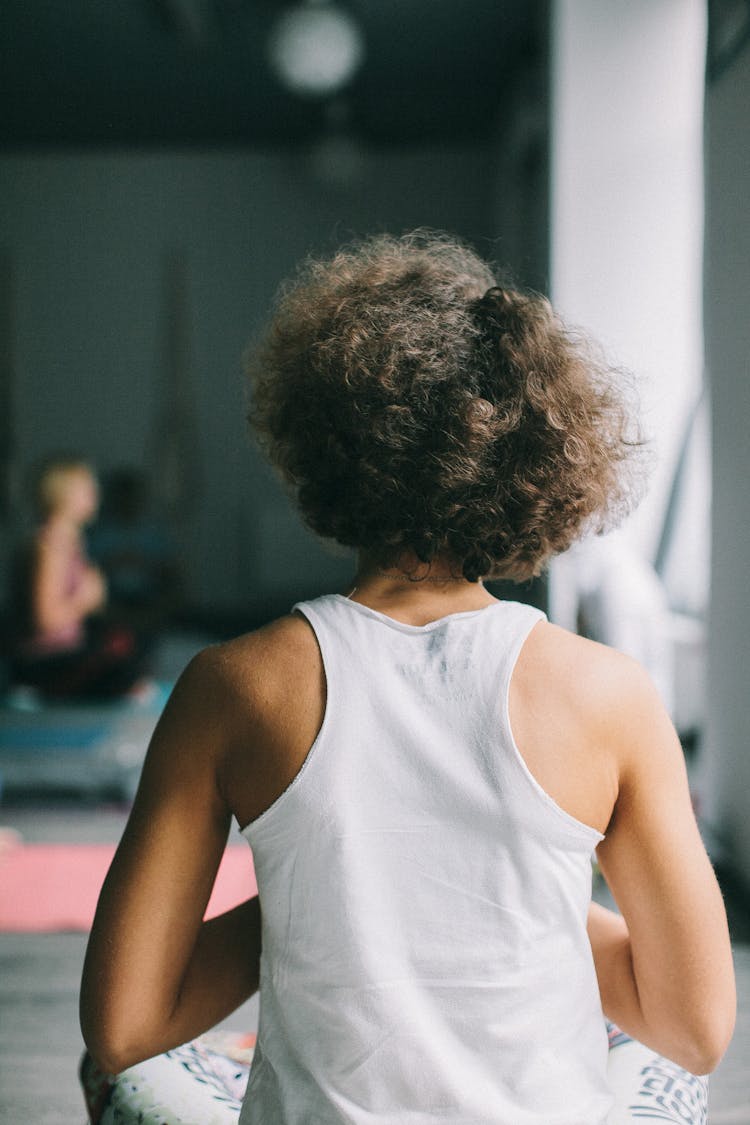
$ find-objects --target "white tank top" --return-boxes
[240,594,613,1125]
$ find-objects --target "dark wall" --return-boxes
[1,145,504,620]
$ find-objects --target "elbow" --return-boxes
[82,1029,154,1077]
[695,986,737,1074]
[84,1043,128,1078]
[694,1027,736,1077]
[80,1006,155,1077]
[81,1022,127,1076]
[674,1010,736,1076]
[677,1044,725,1078]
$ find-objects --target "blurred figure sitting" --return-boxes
[88,466,182,631]
[10,456,151,701]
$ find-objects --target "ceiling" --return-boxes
[0,1,546,148]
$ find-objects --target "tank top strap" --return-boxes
[467,598,547,715]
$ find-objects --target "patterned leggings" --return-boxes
[80,1023,709,1124]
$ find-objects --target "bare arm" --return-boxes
[589,659,735,1074]
[80,650,261,1074]
[33,535,106,633]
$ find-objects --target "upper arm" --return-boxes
[595,658,735,1067]
[33,534,101,631]
[32,538,70,631]
[80,647,236,1056]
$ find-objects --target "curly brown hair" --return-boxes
[248,231,644,582]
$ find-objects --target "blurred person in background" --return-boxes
[9,455,151,700]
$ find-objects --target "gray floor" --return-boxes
[0,805,257,1125]
[1,802,748,1124]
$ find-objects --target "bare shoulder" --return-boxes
[185,612,320,711]
[509,619,666,834]
[517,619,658,733]
[185,613,325,826]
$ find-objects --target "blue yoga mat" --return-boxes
[0,724,112,753]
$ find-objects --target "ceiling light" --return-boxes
[268,2,364,97]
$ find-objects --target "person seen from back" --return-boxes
[81,233,735,1124]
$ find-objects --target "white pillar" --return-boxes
[548,1,707,725]
[703,42,750,879]
[550,0,706,560]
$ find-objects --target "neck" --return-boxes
[373,568,468,584]
[45,511,82,535]
[358,550,468,583]
[345,554,496,626]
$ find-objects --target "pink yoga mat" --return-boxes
[0,843,257,932]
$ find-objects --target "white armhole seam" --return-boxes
[500,613,605,845]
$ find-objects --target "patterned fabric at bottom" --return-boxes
[80,1031,256,1125]
[80,1023,709,1125]
[605,1024,709,1124]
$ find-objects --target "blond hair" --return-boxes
[32,456,93,520]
